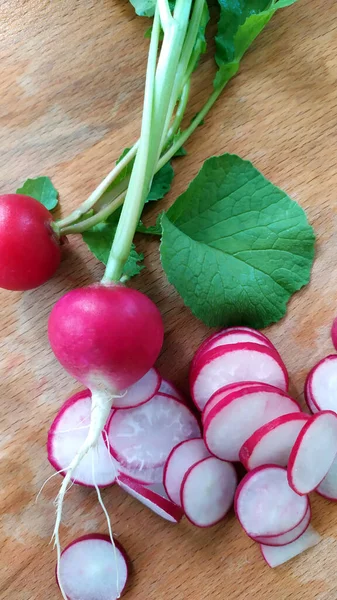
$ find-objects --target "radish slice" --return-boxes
[159,379,185,402]
[235,466,309,539]
[114,368,160,409]
[288,411,337,495]
[118,473,183,523]
[48,391,116,488]
[58,534,128,600]
[163,438,211,506]
[316,454,337,500]
[331,319,337,351]
[255,505,311,546]
[116,462,164,485]
[181,457,237,527]
[240,413,309,470]
[204,385,300,461]
[305,355,337,413]
[106,393,200,470]
[202,381,263,424]
[190,343,288,411]
[261,526,321,568]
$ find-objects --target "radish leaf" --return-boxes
[16,176,58,211]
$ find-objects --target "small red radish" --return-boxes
[57,534,128,600]
[203,384,300,461]
[235,466,309,540]
[0,194,61,290]
[316,455,337,501]
[254,505,311,547]
[203,381,271,424]
[163,438,211,506]
[260,526,321,568]
[305,355,337,413]
[180,456,237,527]
[239,413,309,471]
[117,473,183,522]
[288,411,337,495]
[190,342,288,411]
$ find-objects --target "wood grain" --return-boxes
[1,1,337,598]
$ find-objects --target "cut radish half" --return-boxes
[261,526,321,568]
[288,411,337,495]
[57,534,128,600]
[114,368,160,409]
[202,381,263,424]
[106,393,200,470]
[163,438,211,506]
[118,473,183,522]
[181,457,237,527]
[191,343,288,411]
[204,385,300,461]
[48,391,116,488]
[255,505,311,546]
[240,413,309,470]
[316,455,337,500]
[159,379,185,402]
[235,466,309,539]
[305,355,337,413]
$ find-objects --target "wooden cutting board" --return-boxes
[1,1,337,598]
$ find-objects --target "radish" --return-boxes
[113,368,160,409]
[181,457,237,527]
[190,342,288,411]
[203,384,300,461]
[254,505,311,547]
[0,194,61,291]
[106,392,200,470]
[305,355,337,413]
[260,526,321,568]
[235,466,309,539]
[117,473,183,523]
[332,319,337,351]
[203,381,268,424]
[239,413,310,470]
[57,534,128,600]
[316,455,337,501]
[288,411,337,495]
[116,462,164,485]
[163,438,211,506]
[159,379,185,402]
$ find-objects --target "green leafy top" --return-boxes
[16,176,59,211]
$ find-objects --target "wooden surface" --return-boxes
[1,1,337,598]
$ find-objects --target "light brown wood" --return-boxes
[1,1,337,598]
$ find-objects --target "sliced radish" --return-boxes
[235,466,309,539]
[261,526,321,568]
[181,457,237,527]
[204,385,300,461]
[114,367,160,409]
[163,438,211,506]
[48,391,116,488]
[305,355,337,413]
[240,413,309,470]
[316,454,337,500]
[288,411,337,495]
[58,534,128,600]
[118,473,183,522]
[202,381,263,424]
[159,379,185,402]
[106,393,200,470]
[191,343,288,411]
[116,462,164,485]
[255,505,311,546]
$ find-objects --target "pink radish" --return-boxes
[113,368,160,409]
[106,393,200,470]
[239,413,309,470]
[316,455,337,501]
[163,438,211,506]
[305,355,337,413]
[260,526,321,568]
[181,457,237,527]
[159,379,185,402]
[288,411,337,495]
[235,466,309,539]
[254,505,311,546]
[203,381,266,424]
[204,384,300,461]
[57,534,128,600]
[332,319,337,351]
[117,473,183,522]
[190,343,288,411]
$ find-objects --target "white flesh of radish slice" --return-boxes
[58,534,128,600]
[159,379,185,402]
[48,391,116,488]
[116,462,164,485]
[316,455,337,500]
[260,526,321,568]
[118,473,183,522]
[191,343,288,411]
[235,466,309,539]
[239,413,309,470]
[181,457,237,527]
[204,385,300,461]
[203,381,266,424]
[305,355,337,413]
[288,411,337,495]
[106,393,200,470]
[114,368,160,409]
[163,438,211,506]
[255,505,311,546]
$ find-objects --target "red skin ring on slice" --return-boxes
[118,474,184,523]
[305,356,337,413]
[113,368,161,409]
[202,381,263,425]
[163,437,209,505]
[253,504,311,547]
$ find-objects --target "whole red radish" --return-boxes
[0,194,61,290]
